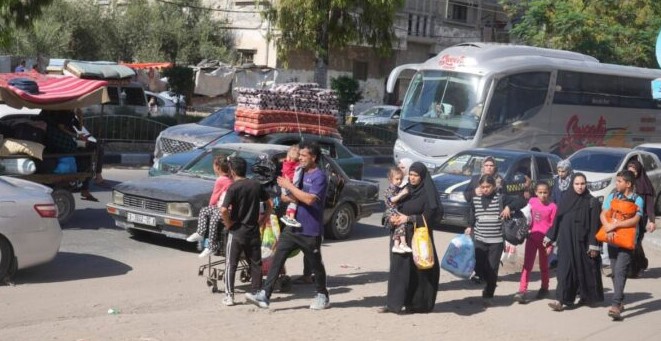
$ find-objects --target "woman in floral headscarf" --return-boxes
[551,159,573,203]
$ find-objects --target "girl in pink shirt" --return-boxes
[514,182,557,303]
[186,156,233,257]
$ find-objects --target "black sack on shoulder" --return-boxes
[8,78,40,94]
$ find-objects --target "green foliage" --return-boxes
[500,0,661,67]
[162,66,195,118]
[4,0,234,66]
[265,0,405,86]
[0,0,53,50]
[330,76,363,114]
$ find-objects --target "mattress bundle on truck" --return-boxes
[234,83,340,138]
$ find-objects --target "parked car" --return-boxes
[354,105,400,126]
[567,147,661,207]
[108,143,380,240]
[634,143,661,164]
[0,176,62,280]
[432,148,561,227]
[152,105,236,163]
[145,91,185,117]
[151,131,365,180]
[82,82,149,116]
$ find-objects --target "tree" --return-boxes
[0,0,53,50]
[264,0,404,87]
[500,0,661,68]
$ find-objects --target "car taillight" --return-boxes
[34,204,58,218]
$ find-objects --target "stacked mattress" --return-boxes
[235,83,340,138]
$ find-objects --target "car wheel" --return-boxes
[0,237,14,281]
[326,203,354,240]
[51,189,75,225]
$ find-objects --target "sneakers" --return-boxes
[280,216,302,228]
[536,288,550,299]
[245,290,270,309]
[198,248,212,258]
[513,292,528,304]
[310,293,330,310]
[186,232,203,242]
[400,245,413,253]
[222,295,236,306]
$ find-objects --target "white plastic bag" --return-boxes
[441,234,476,278]
[520,203,532,226]
[501,241,518,265]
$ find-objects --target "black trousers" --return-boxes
[225,233,262,296]
[263,227,328,298]
[474,239,504,298]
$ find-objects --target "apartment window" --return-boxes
[407,14,429,37]
[238,49,256,64]
[449,2,468,23]
[353,61,368,81]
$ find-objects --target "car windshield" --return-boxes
[182,148,263,178]
[399,70,481,140]
[198,106,235,129]
[360,107,396,117]
[570,151,623,173]
[435,152,512,177]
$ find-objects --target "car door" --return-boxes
[318,155,345,209]
[534,155,556,188]
[505,156,532,195]
[640,152,661,194]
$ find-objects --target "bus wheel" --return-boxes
[52,189,75,225]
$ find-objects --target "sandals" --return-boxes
[81,195,99,202]
[548,301,565,312]
[608,306,624,321]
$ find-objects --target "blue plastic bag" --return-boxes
[53,156,77,174]
[441,234,476,278]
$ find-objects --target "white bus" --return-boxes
[387,43,661,169]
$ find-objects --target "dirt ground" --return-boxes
[2,222,661,341]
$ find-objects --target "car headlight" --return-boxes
[113,191,124,205]
[588,178,611,192]
[167,202,192,217]
[447,192,467,202]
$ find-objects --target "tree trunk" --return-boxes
[314,5,331,88]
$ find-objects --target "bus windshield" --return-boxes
[399,70,482,140]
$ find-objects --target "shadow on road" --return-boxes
[61,208,123,231]
[10,252,132,284]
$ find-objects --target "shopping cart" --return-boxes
[197,230,251,294]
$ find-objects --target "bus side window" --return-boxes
[484,72,550,132]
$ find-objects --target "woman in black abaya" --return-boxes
[626,159,656,278]
[379,162,442,314]
[543,173,604,311]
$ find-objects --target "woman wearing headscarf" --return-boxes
[551,159,573,203]
[543,173,604,311]
[626,159,656,278]
[379,162,442,314]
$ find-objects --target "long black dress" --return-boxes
[545,175,604,305]
[385,162,442,313]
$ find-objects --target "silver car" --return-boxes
[0,176,62,280]
[354,105,400,125]
[153,106,236,163]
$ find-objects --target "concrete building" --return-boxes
[206,0,510,109]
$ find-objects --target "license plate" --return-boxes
[127,212,156,226]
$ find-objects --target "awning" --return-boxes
[66,61,135,80]
[0,73,110,110]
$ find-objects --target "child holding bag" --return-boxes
[514,182,557,304]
